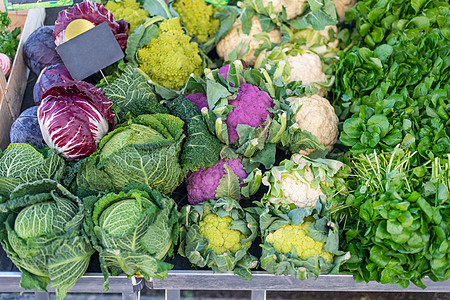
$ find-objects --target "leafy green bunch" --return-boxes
[0,180,94,300]
[179,198,259,280]
[340,0,450,49]
[334,30,449,164]
[249,201,350,280]
[0,11,21,60]
[84,188,179,287]
[333,149,449,288]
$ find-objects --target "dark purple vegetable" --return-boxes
[53,1,129,51]
[38,80,115,160]
[10,106,45,148]
[23,26,63,76]
[33,64,72,105]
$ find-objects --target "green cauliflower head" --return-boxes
[250,203,350,280]
[179,198,258,280]
[105,0,149,33]
[198,210,252,255]
[138,17,203,90]
[172,0,220,44]
[265,222,333,263]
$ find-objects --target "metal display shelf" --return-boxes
[0,271,449,300]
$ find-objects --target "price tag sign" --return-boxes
[2,0,73,11]
[56,22,124,81]
[204,0,228,8]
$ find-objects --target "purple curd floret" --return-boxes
[219,64,230,80]
[227,83,274,144]
[186,93,208,112]
[186,158,248,205]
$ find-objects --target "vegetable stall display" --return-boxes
[0,0,448,298]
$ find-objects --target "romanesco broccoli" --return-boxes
[105,0,149,33]
[199,212,251,255]
[137,18,203,90]
[265,223,334,263]
[172,0,220,44]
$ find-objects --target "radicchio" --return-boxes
[53,1,129,51]
[38,80,115,161]
[33,64,72,105]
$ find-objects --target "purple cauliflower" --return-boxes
[186,158,248,204]
[218,64,230,80]
[227,83,274,144]
[186,93,208,112]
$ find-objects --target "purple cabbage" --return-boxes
[33,64,72,105]
[23,26,63,76]
[10,106,45,148]
[186,158,248,205]
[38,80,115,161]
[53,1,129,51]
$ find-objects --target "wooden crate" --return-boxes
[0,8,45,150]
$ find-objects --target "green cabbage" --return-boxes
[76,113,186,197]
[102,65,168,122]
[0,179,94,300]
[0,144,65,201]
[84,188,179,287]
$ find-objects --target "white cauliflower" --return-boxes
[334,0,357,23]
[261,154,346,210]
[287,94,339,155]
[216,16,282,66]
[279,167,325,209]
[286,50,327,96]
[261,0,307,20]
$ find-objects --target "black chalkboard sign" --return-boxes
[3,0,73,11]
[56,22,124,81]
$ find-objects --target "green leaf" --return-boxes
[206,80,231,109]
[410,16,430,29]
[0,143,43,179]
[141,197,179,259]
[100,249,173,280]
[411,0,427,13]
[142,0,172,19]
[19,268,49,292]
[215,164,241,200]
[343,118,365,138]
[386,220,403,235]
[417,197,434,220]
[125,17,163,66]
[103,66,168,120]
[308,0,324,13]
[370,245,389,267]
[287,208,309,225]
[48,236,95,300]
[375,44,393,62]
